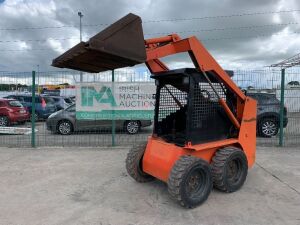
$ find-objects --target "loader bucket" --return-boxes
[51,13,146,73]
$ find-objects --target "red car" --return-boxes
[0,99,30,126]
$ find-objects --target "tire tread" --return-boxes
[126,143,154,183]
[168,155,212,208]
[212,146,247,192]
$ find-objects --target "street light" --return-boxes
[78,12,84,82]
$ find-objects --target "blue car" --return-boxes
[5,94,57,121]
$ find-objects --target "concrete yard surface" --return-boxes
[0,146,299,225]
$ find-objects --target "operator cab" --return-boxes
[151,68,236,146]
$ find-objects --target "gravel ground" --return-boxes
[0,146,299,225]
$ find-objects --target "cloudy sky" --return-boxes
[0,0,300,73]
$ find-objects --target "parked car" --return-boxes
[247,93,288,137]
[0,98,30,126]
[69,96,76,103]
[42,95,73,110]
[4,94,56,121]
[46,104,152,135]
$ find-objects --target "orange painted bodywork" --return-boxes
[142,35,257,183]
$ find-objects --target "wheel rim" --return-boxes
[262,121,277,136]
[59,122,71,134]
[226,157,243,184]
[0,117,7,126]
[184,167,208,198]
[127,121,139,134]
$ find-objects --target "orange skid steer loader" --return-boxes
[52,13,257,208]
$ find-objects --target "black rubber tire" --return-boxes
[126,144,154,183]
[57,120,73,135]
[0,116,9,127]
[124,120,140,134]
[211,146,248,193]
[258,118,279,138]
[168,155,212,208]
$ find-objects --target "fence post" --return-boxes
[31,71,36,148]
[279,68,285,147]
[111,69,116,146]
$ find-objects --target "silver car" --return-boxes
[43,95,73,110]
[46,104,152,135]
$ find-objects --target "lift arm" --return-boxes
[144,34,245,129]
[145,34,245,101]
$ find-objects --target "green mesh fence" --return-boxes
[0,68,299,147]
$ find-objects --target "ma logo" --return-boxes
[81,86,117,107]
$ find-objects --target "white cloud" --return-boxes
[46,39,64,53]
[0,0,300,73]
[18,41,29,50]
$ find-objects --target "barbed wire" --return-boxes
[0,23,298,45]
[0,9,299,31]
[143,22,299,36]
[143,9,300,23]
[2,30,300,52]
[0,37,77,43]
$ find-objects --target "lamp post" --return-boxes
[78,12,83,82]
[78,12,83,42]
